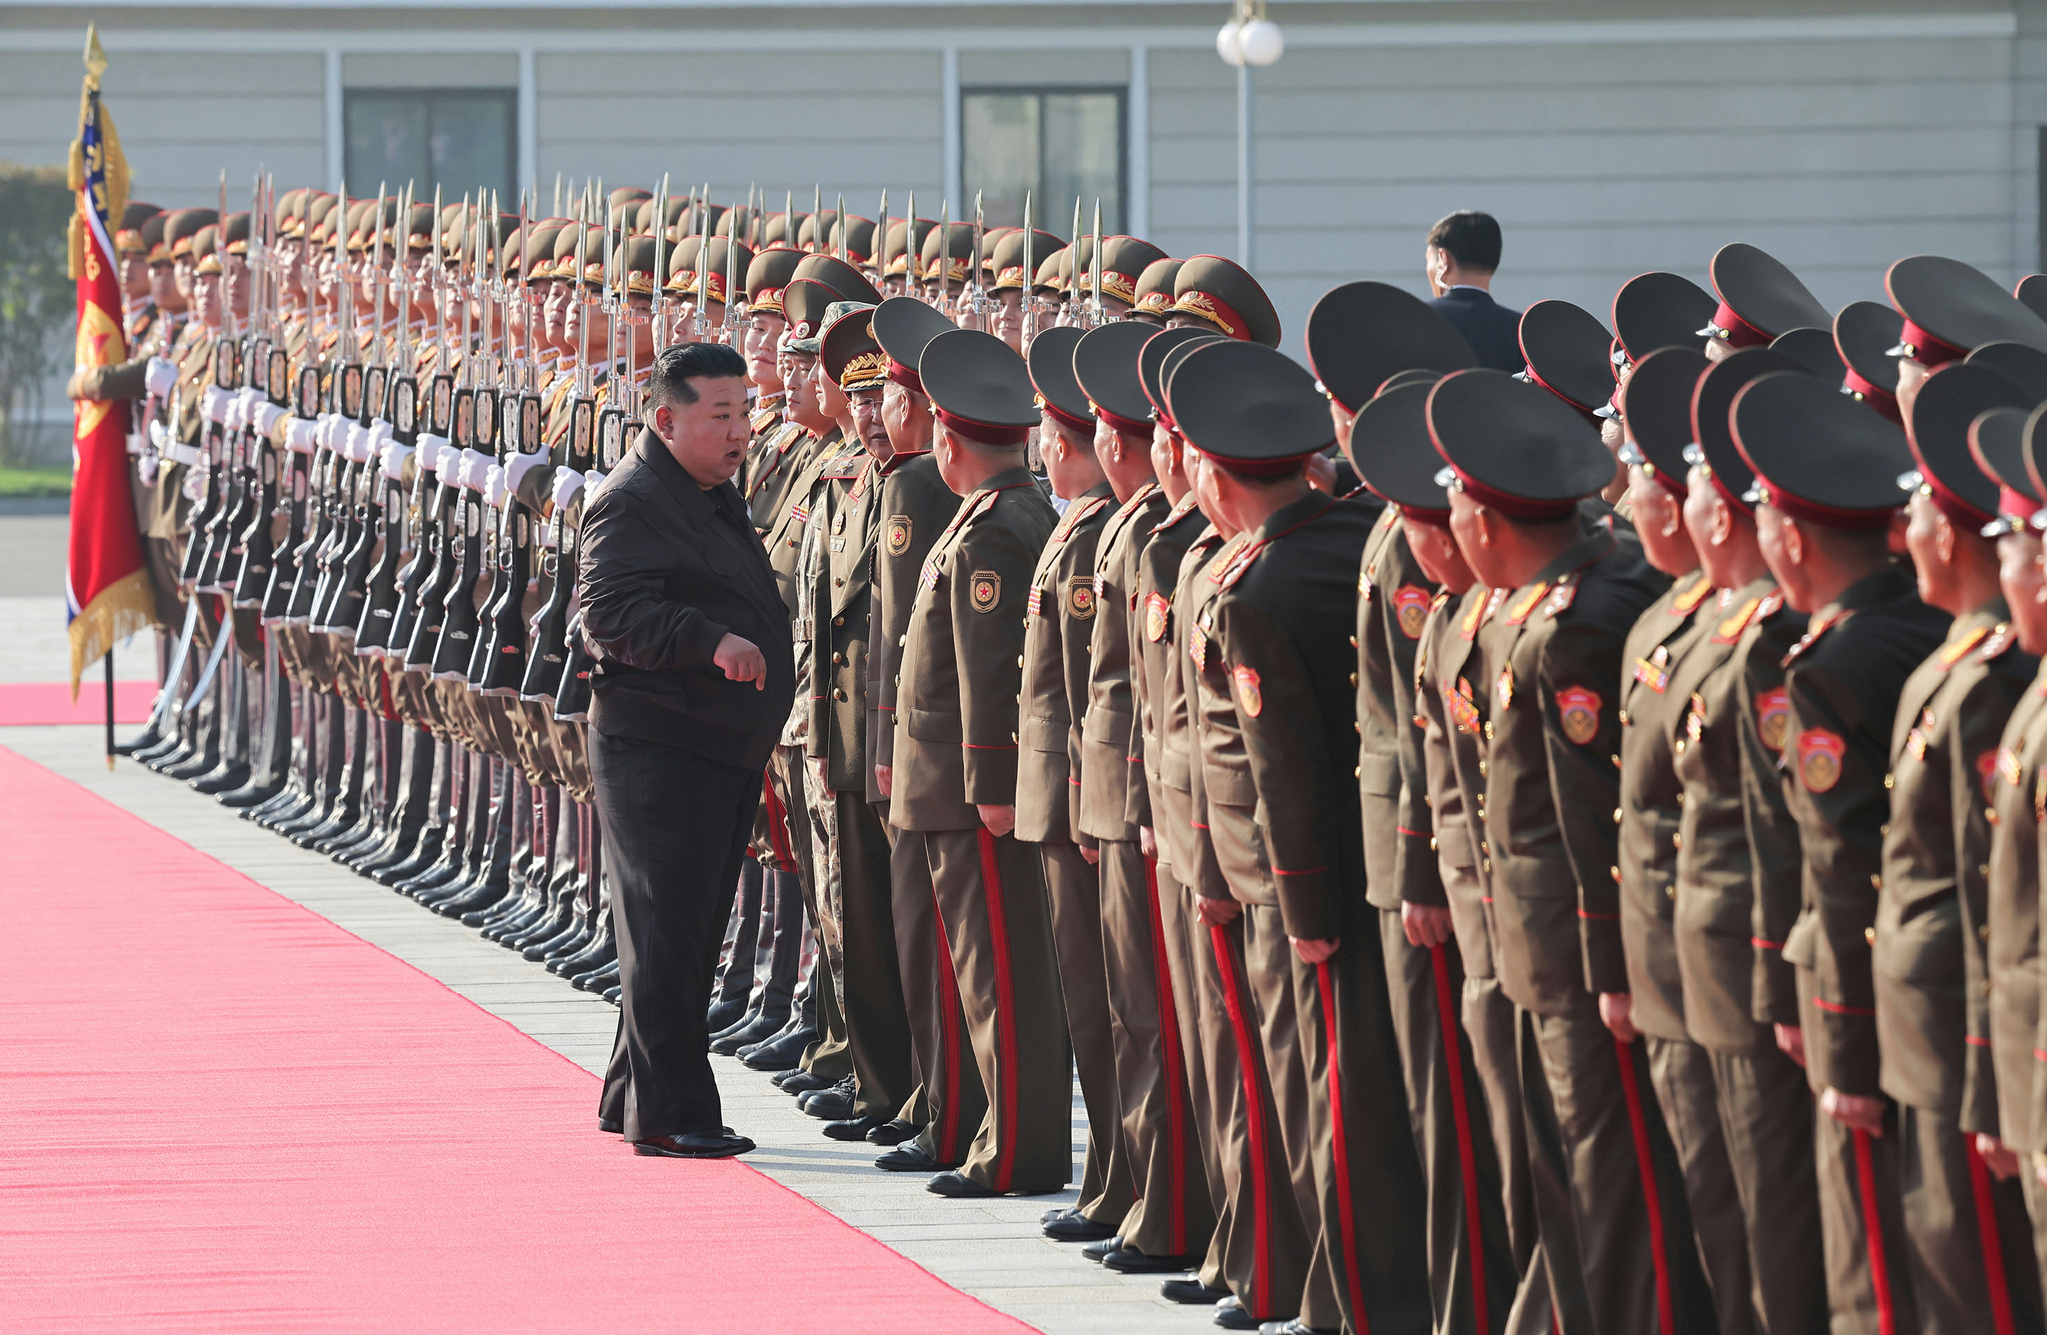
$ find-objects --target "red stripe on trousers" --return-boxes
[1613,1037,1675,1335]
[1211,921,1273,1317]
[1852,1127,1898,1335]
[976,829,1020,1194]
[1965,1133,2019,1335]
[1143,855,1188,1256]
[930,881,964,1161]
[761,773,795,872]
[1429,944,1490,1335]
[1316,960,1370,1333]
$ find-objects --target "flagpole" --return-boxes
[104,650,115,769]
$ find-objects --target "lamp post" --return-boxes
[1217,1,1284,271]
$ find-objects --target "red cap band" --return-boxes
[1195,446,1314,478]
[1709,299,1770,349]
[1841,366,1901,423]
[1921,471,1994,529]
[1397,503,1452,529]
[936,407,1029,447]
[1753,472,1894,530]
[886,357,923,395]
[1522,363,1601,425]
[1999,486,2038,521]
[1897,319,1966,367]
[1174,290,1251,341]
[1095,403,1153,438]
[1038,394,1094,437]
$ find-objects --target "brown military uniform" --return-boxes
[1986,658,2047,1290]
[890,465,1069,1194]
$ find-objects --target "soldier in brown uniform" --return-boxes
[1878,361,2045,1334]
[1670,344,1830,1335]
[1177,338,1430,1335]
[1072,320,1214,1270]
[1730,370,1953,1335]
[887,328,1069,1199]
[1433,368,1704,1335]
[1012,322,1130,1235]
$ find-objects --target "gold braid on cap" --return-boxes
[837,349,888,390]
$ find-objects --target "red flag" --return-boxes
[65,26,152,695]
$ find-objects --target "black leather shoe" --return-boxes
[865,1118,918,1146]
[1105,1246,1199,1274]
[1043,1205,1077,1225]
[875,1143,961,1173]
[1081,1235,1125,1263]
[598,1117,622,1135]
[740,1027,816,1071]
[777,1069,832,1095]
[822,1115,885,1141]
[633,1130,755,1159]
[800,1077,857,1120]
[926,1169,998,1198]
[1044,1211,1119,1242]
[1161,1279,1232,1306]
[1214,1297,1263,1331]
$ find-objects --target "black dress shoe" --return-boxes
[1105,1246,1200,1274]
[800,1077,857,1120]
[1044,1211,1119,1242]
[875,1142,961,1173]
[740,1027,816,1071]
[777,1069,832,1095]
[1161,1279,1233,1306]
[598,1117,622,1135]
[1043,1205,1077,1225]
[926,1169,998,1198]
[1214,1296,1263,1331]
[865,1118,918,1146]
[1081,1234,1125,1263]
[633,1130,755,1159]
[822,1115,885,1141]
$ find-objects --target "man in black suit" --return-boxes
[580,342,798,1160]
[1424,211,1524,373]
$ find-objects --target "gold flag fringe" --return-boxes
[68,569,155,700]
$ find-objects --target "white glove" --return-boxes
[367,420,394,453]
[458,447,492,492]
[503,451,547,502]
[201,385,232,424]
[483,464,507,509]
[223,397,248,432]
[285,417,319,455]
[181,468,205,503]
[379,440,415,482]
[432,442,462,481]
[416,431,448,462]
[126,428,146,457]
[343,424,371,465]
[144,357,177,398]
[550,468,585,512]
[585,469,605,494]
[148,418,169,450]
[236,387,264,417]
[252,402,286,437]
[314,413,342,452]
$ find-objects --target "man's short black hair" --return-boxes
[649,341,747,406]
[1427,211,1503,273]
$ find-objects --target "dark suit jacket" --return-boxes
[579,429,796,772]
[1428,287,1525,373]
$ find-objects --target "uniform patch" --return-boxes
[1027,585,1044,617]
[970,571,1001,613]
[1713,595,1762,644]
[1449,678,1481,735]
[1067,576,1096,619]
[1233,665,1263,718]
[1670,573,1714,616]
[1495,665,1515,711]
[1978,750,1999,802]
[1633,646,1671,693]
[1556,686,1602,745]
[1939,624,1989,669]
[1392,584,1431,639]
[1505,582,1550,625]
[886,515,911,555]
[1756,687,1790,752]
[1144,592,1170,643]
[1798,728,1845,793]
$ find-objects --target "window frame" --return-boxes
[342,86,518,203]
[959,84,1129,236]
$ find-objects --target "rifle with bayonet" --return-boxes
[355,182,420,653]
[428,197,490,680]
[477,196,548,694]
[235,173,288,610]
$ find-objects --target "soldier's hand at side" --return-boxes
[1080,845,1099,866]
[1139,826,1156,860]
[1291,937,1339,964]
[1977,1134,2021,1181]
[1598,992,1639,1043]
[1193,895,1241,927]
[874,764,892,797]
[714,632,766,688]
[1821,1087,1886,1135]
[976,804,1016,838]
[1774,1023,1806,1068]
[1401,902,1453,949]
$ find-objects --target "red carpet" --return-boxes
[0,680,155,726]
[0,743,1027,1333]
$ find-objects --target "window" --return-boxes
[963,88,1125,237]
[344,89,515,204]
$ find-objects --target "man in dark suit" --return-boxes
[1424,212,1524,373]
[580,342,798,1160]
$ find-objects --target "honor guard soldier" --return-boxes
[887,328,1069,1199]
[1730,370,1952,1335]
[1072,319,1214,1272]
[1698,242,1831,363]
[1834,299,1909,424]
[739,245,811,532]
[1176,337,1431,1335]
[1669,343,1832,1335]
[868,295,989,1164]
[1130,258,1183,328]
[1431,367,1697,1335]
[1880,361,2046,1333]
[1168,256,1282,349]
[1015,321,1131,1238]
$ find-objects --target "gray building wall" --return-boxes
[0,0,2033,352]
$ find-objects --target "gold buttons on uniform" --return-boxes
[1349,635,1357,647]
[1865,926,1877,944]
[1667,886,1676,900]
[834,689,846,701]
[1618,709,1630,725]
[833,615,843,626]
[1883,774,1894,789]
[1350,671,1359,686]
[1980,864,1990,879]
[832,653,843,665]
[1613,808,1623,824]
[1870,875,1882,889]
[1355,765,1362,778]
[1672,832,1682,850]
[1011,731,1019,743]
[1610,866,1620,882]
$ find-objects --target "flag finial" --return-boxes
[82,25,107,83]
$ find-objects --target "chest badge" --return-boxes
[1495,665,1515,711]
[1756,687,1789,752]
[970,571,1001,613]
[1145,592,1170,643]
[1068,576,1096,619]
[1392,584,1431,640]
[1233,665,1263,718]
[886,515,911,556]
[1798,728,1845,793]
[1556,686,1602,745]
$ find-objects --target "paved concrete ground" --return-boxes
[0,513,71,600]
[2,720,1208,1334]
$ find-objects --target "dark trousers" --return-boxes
[592,731,763,1141]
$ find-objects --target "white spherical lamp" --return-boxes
[1238,18,1285,67]
[1216,20,1246,68]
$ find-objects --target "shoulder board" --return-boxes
[1711,595,1762,645]
[1152,491,1203,534]
[1430,589,1452,614]
[1540,579,1579,619]
[970,489,1002,520]
[1979,622,2019,663]
[820,445,867,480]
[1939,623,1991,669]
[1505,581,1550,625]
[777,425,809,455]
[1053,493,1114,542]
[1757,590,1786,621]
[1781,608,1853,668]
[1670,572,1714,616]
[1112,480,1160,524]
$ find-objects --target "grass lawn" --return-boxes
[0,464,72,497]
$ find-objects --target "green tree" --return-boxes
[0,163,76,467]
